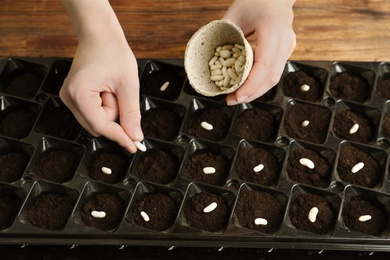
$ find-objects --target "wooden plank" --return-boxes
[0,0,389,61]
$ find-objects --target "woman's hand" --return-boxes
[223,0,296,105]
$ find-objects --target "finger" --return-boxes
[116,77,144,142]
[101,91,119,122]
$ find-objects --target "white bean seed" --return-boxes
[351,162,364,173]
[299,158,315,169]
[210,75,224,81]
[222,44,233,50]
[227,68,238,80]
[301,84,310,92]
[209,56,218,66]
[160,81,170,92]
[220,50,232,58]
[134,141,147,152]
[203,202,218,213]
[301,120,310,127]
[91,210,106,218]
[234,43,244,49]
[222,58,236,68]
[101,167,112,175]
[211,69,222,76]
[254,217,268,226]
[200,121,213,130]
[253,163,264,173]
[210,64,222,70]
[232,47,241,53]
[349,123,359,134]
[140,211,150,222]
[203,167,216,174]
[308,207,319,223]
[358,215,371,222]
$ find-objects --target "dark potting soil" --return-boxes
[27,192,74,231]
[141,108,181,141]
[284,103,331,144]
[377,73,390,99]
[186,107,231,142]
[184,191,229,232]
[137,149,179,184]
[4,71,42,99]
[235,190,284,234]
[133,193,178,231]
[42,106,81,140]
[289,193,336,235]
[0,151,29,182]
[337,143,382,188]
[81,192,125,231]
[186,151,229,186]
[282,69,325,102]
[333,110,375,144]
[233,107,278,143]
[141,69,183,100]
[0,195,22,230]
[342,197,387,236]
[88,151,129,184]
[234,147,281,186]
[0,108,35,139]
[329,71,371,102]
[35,149,79,183]
[287,148,332,188]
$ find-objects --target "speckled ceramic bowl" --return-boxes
[184,20,254,97]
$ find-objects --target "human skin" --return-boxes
[60,0,296,153]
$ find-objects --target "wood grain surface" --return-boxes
[0,0,389,61]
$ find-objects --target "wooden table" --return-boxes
[0,0,389,61]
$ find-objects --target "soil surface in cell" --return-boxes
[330,71,371,102]
[289,193,336,235]
[141,108,181,141]
[3,70,42,99]
[233,107,278,143]
[186,107,231,142]
[282,69,325,102]
[234,147,281,186]
[137,149,179,184]
[28,192,74,231]
[333,110,375,144]
[133,193,178,231]
[284,103,331,144]
[41,106,81,140]
[81,192,125,231]
[88,151,129,184]
[342,197,387,236]
[0,151,29,182]
[0,108,35,139]
[184,191,229,232]
[235,190,284,234]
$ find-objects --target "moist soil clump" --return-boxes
[330,71,371,102]
[35,149,79,183]
[133,193,178,231]
[234,147,281,186]
[289,193,336,235]
[287,148,332,188]
[184,191,229,232]
[235,190,284,233]
[0,108,35,139]
[186,151,229,186]
[0,151,29,182]
[141,108,181,141]
[186,107,231,142]
[342,197,387,236]
[137,149,179,184]
[337,143,382,188]
[0,195,22,230]
[282,70,325,102]
[333,110,375,144]
[81,192,125,231]
[233,107,278,143]
[88,151,129,184]
[27,192,74,231]
[284,103,331,144]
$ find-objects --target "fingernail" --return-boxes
[238,96,249,104]
[227,99,238,106]
[132,126,144,140]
